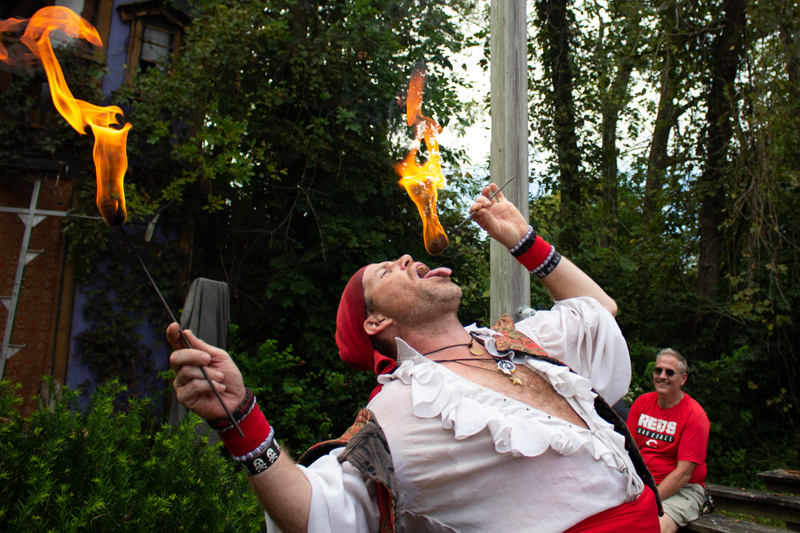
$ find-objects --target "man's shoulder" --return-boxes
[631,391,658,408]
[681,393,710,419]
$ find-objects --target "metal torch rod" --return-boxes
[451,176,517,234]
[118,226,244,438]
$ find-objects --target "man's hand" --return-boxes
[166,323,246,419]
[470,183,529,248]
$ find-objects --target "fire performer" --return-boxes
[168,184,662,532]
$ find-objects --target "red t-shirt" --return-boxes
[626,392,710,485]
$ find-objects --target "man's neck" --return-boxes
[399,315,470,356]
[657,390,685,409]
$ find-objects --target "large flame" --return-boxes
[394,63,449,256]
[1,7,130,226]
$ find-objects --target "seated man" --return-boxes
[627,349,711,533]
[168,184,661,532]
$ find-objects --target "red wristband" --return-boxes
[219,403,271,457]
[515,236,553,271]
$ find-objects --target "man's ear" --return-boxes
[364,313,393,337]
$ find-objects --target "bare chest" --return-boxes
[444,360,589,429]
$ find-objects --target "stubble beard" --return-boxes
[395,282,462,329]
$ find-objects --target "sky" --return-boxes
[437,44,492,174]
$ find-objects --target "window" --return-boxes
[139,24,174,72]
[117,0,189,85]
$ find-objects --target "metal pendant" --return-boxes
[496,358,523,386]
[496,359,516,376]
[469,344,483,356]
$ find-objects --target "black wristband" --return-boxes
[239,437,282,476]
[510,225,537,258]
[533,249,562,278]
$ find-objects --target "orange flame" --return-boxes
[1,7,130,226]
[0,19,28,61]
[394,63,449,256]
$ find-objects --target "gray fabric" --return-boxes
[662,482,707,527]
[168,278,231,444]
[179,277,231,347]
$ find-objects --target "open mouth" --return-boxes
[417,264,452,280]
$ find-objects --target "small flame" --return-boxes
[1,7,130,226]
[394,63,449,256]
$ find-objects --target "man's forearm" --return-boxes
[657,461,696,500]
[249,453,312,533]
[539,257,618,317]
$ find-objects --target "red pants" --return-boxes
[565,486,660,533]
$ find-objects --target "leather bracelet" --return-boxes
[207,387,255,433]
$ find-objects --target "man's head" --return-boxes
[653,348,688,396]
[335,255,460,374]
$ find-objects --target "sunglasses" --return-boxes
[653,367,676,377]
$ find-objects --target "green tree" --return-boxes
[526,0,799,483]
[106,0,486,450]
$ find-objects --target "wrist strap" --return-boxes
[207,387,255,433]
[218,401,271,456]
[509,225,536,255]
[512,232,562,278]
[209,389,281,475]
[239,437,282,476]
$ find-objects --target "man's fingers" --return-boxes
[174,370,226,392]
[170,346,211,369]
[173,361,223,386]
[174,374,227,403]
[165,322,195,350]
[178,328,230,361]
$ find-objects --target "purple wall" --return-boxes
[66,224,173,409]
[102,0,132,96]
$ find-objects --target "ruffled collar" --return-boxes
[379,337,643,498]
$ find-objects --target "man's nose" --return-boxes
[395,255,413,270]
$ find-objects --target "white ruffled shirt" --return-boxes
[266,297,641,532]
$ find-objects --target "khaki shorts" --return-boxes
[662,483,707,526]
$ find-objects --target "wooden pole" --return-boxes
[490,0,530,322]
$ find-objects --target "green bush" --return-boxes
[0,379,263,532]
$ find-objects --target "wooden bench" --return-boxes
[682,480,800,533]
[686,513,790,533]
[759,470,800,496]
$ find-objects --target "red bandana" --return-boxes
[336,266,397,398]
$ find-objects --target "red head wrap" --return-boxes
[336,266,397,392]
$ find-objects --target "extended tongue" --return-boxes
[424,267,452,279]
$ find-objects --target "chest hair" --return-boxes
[445,360,589,429]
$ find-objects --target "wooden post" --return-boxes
[490,0,530,322]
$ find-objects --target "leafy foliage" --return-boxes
[100,0,487,448]
[3,0,799,495]
[527,0,799,485]
[0,379,262,532]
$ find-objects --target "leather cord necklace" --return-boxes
[422,334,523,386]
[422,335,483,358]
[429,358,524,387]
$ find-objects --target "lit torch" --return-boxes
[1,7,242,436]
[2,6,130,226]
[394,62,449,256]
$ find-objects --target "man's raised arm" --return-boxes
[166,324,312,533]
[470,183,617,316]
